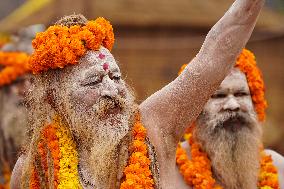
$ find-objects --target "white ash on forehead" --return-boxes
[81,47,120,69]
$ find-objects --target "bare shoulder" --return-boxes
[264,149,284,188]
[264,149,284,169]
[10,154,26,189]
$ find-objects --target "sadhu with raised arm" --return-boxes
[11,0,265,188]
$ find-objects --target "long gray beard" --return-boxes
[68,93,136,149]
[194,111,262,189]
[64,93,137,188]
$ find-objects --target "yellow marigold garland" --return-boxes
[178,49,267,122]
[29,17,114,74]
[0,52,30,87]
[55,117,82,189]
[30,114,154,188]
[176,129,279,189]
[30,116,82,189]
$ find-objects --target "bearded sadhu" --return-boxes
[176,49,284,189]
[0,25,45,189]
[0,52,30,189]
[11,0,265,188]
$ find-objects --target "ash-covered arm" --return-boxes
[140,0,265,147]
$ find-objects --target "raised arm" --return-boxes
[140,0,265,146]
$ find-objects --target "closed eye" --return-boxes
[85,80,100,86]
[82,76,103,87]
[234,92,249,97]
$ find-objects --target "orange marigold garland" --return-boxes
[176,132,221,189]
[29,17,114,74]
[120,114,155,189]
[29,114,154,188]
[29,167,40,189]
[37,139,49,188]
[38,123,60,188]
[0,52,30,86]
[258,152,279,189]
[176,129,279,189]
[178,49,267,122]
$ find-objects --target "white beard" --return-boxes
[63,93,136,188]
[194,111,262,189]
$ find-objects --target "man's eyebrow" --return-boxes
[83,68,100,79]
[234,85,249,91]
[235,88,250,93]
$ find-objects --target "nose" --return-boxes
[100,76,119,97]
[223,95,240,111]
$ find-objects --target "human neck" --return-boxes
[78,133,131,189]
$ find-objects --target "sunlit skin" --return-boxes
[11,0,267,188]
[180,69,284,189]
[68,49,127,113]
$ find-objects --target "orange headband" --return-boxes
[29,17,114,74]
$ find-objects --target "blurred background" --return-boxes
[0,0,283,154]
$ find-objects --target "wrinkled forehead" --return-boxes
[219,68,249,91]
[78,46,120,73]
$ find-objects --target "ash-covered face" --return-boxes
[194,68,262,188]
[58,46,135,150]
[197,68,258,132]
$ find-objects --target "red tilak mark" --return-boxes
[103,63,109,71]
[98,53,105,59]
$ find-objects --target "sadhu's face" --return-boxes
[59,46,135,147]
[68,46,132,113]
[198,68,258,132]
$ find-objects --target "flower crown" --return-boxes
[178,49,267,121]
[0,52,30,87]
[29,17,114,74]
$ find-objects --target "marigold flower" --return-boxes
[176,126,279,189]
[0,52,30,87]
[30,113,154,189]
[29,17,115,74]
